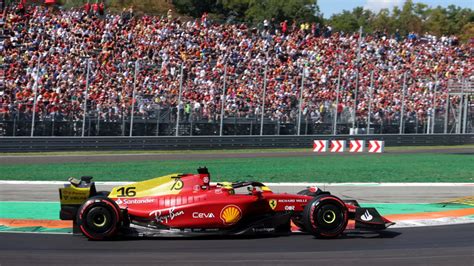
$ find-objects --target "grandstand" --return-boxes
[0,4,472,136]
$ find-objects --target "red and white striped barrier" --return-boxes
[330,140,346,153]
[312,140,328,152]
[349,140,365,153]
[368,140,384,153]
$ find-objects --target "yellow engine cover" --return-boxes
[109,173,184,198]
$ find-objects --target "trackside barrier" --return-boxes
[349,140,365,152]
[0,134,471,152]
[330,140,346,153]
[313,140,328,152]
[313,139,384,153]
[368,140,385,153]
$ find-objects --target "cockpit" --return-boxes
[216,181,271,195]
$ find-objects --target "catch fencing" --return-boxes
[1,57,473,137]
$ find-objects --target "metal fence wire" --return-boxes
[0,58,472,137]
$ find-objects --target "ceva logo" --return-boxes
[192,212,215,218]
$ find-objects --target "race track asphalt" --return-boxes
[0,224,473,265]
[1,147,473,265]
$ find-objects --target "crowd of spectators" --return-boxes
[1,5,473,129]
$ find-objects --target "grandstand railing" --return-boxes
[0,108,468,137]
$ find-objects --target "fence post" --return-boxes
[444,98,449,134]
[352,26,363,132]
[260,64,267,136]
[97,109,101,135]
[431,74,438,134]
[82,59,91,137]
[444,80,450,134]
[462,80,468,134]
[426,112,430,134]
[130,60,139,137]
[30,55,41,137]
[219,62,227,136]
[399,72,407,134]
[121,110,125,136]
[190,108,194,136]
[333,69,341,135]
[13,111,17,136]
[352,69,360,131]
[457,78,464,134]
[297,67,305,136]
[155,108,160,136]
[176,64,184,136]
[367,70,374,134]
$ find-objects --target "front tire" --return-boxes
[302,195,348,238]
[76,196,121,240]
[291,188,330,232]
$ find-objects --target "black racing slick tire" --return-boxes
[292,188,330,231]
[302,195,348,238]
[291,189,318,232]
[76,196,121,240]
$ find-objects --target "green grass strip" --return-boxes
[0,153,472,182]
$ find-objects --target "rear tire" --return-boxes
[302,195,348,238]
[291,189,318,232]
[76,196,121,240]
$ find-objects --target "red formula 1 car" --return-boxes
[59,168,394,240]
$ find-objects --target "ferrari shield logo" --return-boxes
[269,199,277,210]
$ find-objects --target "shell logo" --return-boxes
[220,205,242,225]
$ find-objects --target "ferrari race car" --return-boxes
[59,168,394,240]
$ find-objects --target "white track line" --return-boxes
[0,230,71,235]
[0,153,178,158]
[392,217,474,228]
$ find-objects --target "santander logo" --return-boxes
[361,210,373,222]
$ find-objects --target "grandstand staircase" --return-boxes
[161,123,191,136]
[151,108,192,136]
[446,80,474,134]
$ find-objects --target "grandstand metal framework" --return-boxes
[444,79,473,134]
[0,42,472,137]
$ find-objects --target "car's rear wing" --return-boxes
[59,176,97,221]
